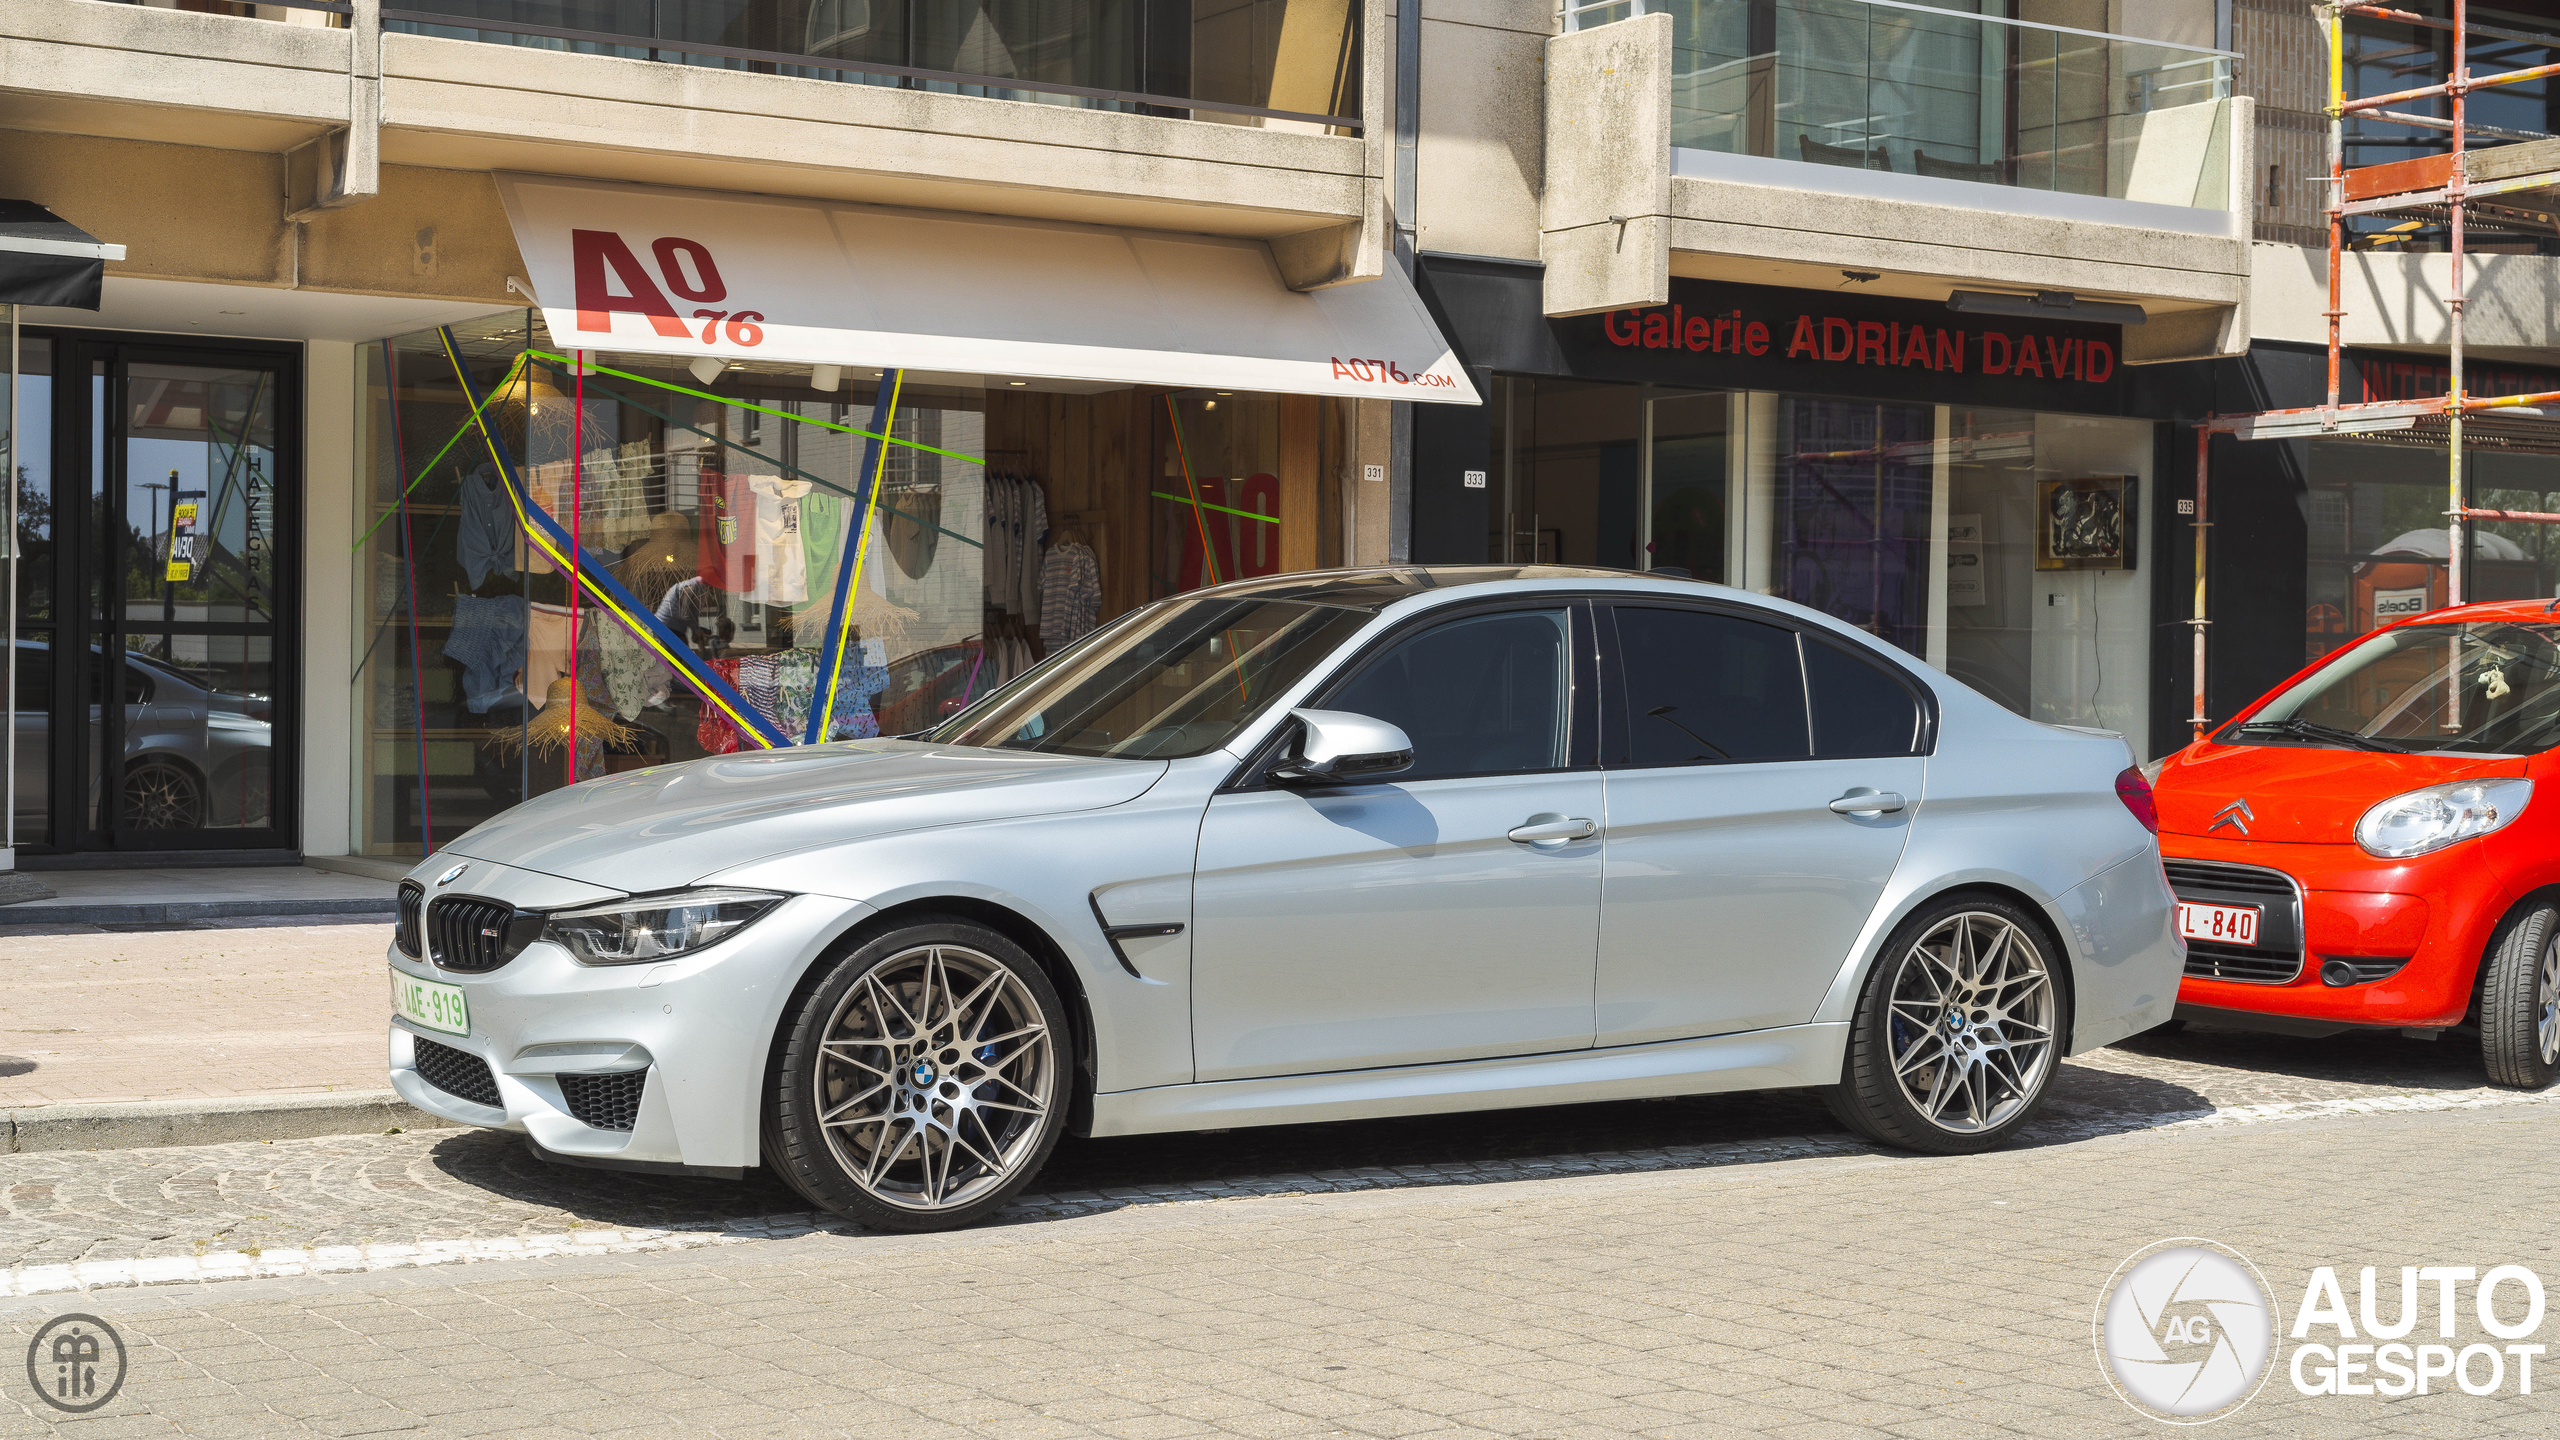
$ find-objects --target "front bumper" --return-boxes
[2162,833,2511,1029]
[388,863,872,1171]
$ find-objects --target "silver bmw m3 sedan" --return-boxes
[387,566,2182,1232]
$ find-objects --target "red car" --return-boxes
[2150,598,2560,1087]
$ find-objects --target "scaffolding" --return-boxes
[2194,0,2560,736]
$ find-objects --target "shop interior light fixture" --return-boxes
[687,356,727,386]
[1946,290,2149,326]
[810,364,841,392]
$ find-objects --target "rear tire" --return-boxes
[1826,894,2070,1154]
[2479,898,2560,1090]
[763,918,1069,1232]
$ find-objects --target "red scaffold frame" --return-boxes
[2193,0,2560,737]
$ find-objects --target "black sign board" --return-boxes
[1547,275,2128,410]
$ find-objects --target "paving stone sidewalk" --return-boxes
[0,1021,2544,1283]
[3,1094,2554,1438]
[0,924,396,1109]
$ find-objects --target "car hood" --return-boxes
[436,740,1167,893]
[2156,741,2528,842]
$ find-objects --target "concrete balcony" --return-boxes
[0,0,1387,304]
[1541,4,2255,364]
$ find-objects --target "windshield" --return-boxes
[930,595,1375,759]
[2230,620,2560,756]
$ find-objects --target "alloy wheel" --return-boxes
[811,943,1055,1214]
[1884,911,2056,1134]
[122,760,202,830]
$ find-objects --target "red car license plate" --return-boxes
[2178,901,2260,946]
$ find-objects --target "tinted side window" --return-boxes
[1615,607,1809,765]
[1328,609,1571,781]
[1805,638,1923,757]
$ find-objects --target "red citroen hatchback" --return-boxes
[2150,599,2560,1087]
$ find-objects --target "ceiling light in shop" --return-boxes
[1007,381,1027,386]
[810,364,842,392]
[688,357,726,386]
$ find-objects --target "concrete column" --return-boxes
[301,340,357,859]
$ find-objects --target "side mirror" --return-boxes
[1271,708,1415,785]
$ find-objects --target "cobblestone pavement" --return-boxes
[2,1071,2556,1438]
[0,924,395,1108]
[0,1022,2543,1285]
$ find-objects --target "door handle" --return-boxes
[1828,790,1907,815]
[1508,814,1597,845]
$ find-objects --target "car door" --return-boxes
[1594,604,1927,1046]
[1190,602,1604,1082]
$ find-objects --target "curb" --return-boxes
[0,898,395,926]
[3,1091,460,1154]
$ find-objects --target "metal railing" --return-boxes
[111,0,1364,133]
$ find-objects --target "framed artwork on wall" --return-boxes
[2037,475,2137,571]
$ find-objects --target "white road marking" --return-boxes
[6,1083,2555,1298]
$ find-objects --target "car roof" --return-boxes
[1182,565,1709,612]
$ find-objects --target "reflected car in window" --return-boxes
[386,567,2177,1232]
[10,640,274,833]
[2148,599,2560,1087]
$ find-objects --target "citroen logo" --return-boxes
[2210,798,2253,836]
[435,864,468,887]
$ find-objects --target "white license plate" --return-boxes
[392,972,471,1037]
[2178,901,2261,947]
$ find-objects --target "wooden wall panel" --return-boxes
[1279,393,1322,574]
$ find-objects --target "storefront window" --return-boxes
[354,312,994,859]
[2305,440,2560,664]
[1154,391,1283,596]
[1486,381,2157,753]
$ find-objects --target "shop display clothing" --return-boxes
[457,464,520,588]
[696,657,745,756]
[982,472,1049,618]
[747,474,815,604]
[443,593,530,713]
[1039,541,1100,650]
[802,489,845,589]
[525,601,603,698]
[697,467,756,593]
[593,615,670,721]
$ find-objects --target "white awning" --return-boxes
[493,175,1478,405]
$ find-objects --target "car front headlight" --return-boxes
[2355,778,2533,859]
[542,888,785,965]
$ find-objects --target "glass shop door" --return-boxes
[47,336,297,853]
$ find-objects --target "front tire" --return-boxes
[1826,895,2068,1154]
[2479,898,2560,1090]
[765,918,1069,1232]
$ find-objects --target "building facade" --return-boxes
[0,0,2550,872]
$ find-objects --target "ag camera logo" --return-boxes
[2095,1238,2280,1423]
